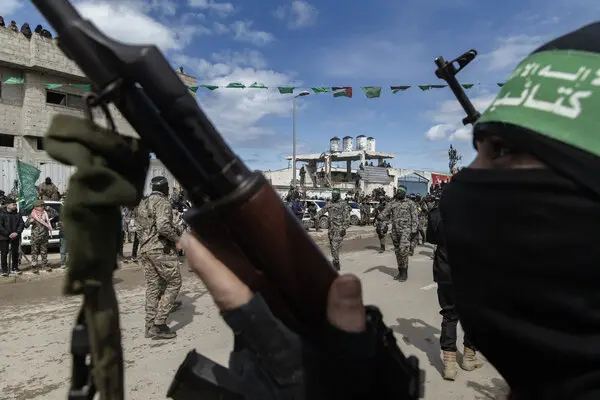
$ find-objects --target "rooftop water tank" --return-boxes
[329,136,340,152]
[342,136,353,152]
[367,137,376,152]
[356,135,367,150]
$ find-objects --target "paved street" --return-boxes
[0,232,509,399]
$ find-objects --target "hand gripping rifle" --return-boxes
[31,1,423,399]
[434,50,481,126]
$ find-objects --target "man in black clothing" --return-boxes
[0,198,24,276]
[427,200,482,380]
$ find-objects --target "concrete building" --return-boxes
[0,24,196,194]
[262,135,452,198]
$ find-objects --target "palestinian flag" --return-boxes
[332,87,352,98]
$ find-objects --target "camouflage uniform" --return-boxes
[38,182,60,201]
[316,192,351,270]
[27,205,58,272]
[307,202,320,231]
[136,190,182,337]
[407,198,421,256]
[373,199,389,252]
[360,200,370,225]
[378,194,418,281]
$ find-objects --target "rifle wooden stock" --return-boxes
[185,172,338,340]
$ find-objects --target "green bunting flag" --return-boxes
[391,86,411,93]
[361,86,381,98]
[226,82,245,88]
[332,87,352,98]
[278,87,295,94]
[0,76,507,97]
[249,82,267,89]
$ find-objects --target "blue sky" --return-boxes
[5,0,600,172]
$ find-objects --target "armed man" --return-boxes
[306,201,320,231]
[359,196,370,225]
[377,185,418,281]
[315,188,351,271]
[372,195,389,253]
[37,177,60,201]
[136,176,183,340]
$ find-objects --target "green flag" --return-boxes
[249,82,267,89]
[17,160,41,213]
[391,86,411,93]
[200,84,219,90]
[332,87,352,98]
[462,84,475,89]
[189,86,198,93]
[4,77,24,84]
[71,84,92,91]
[312,87,330,93]
[430,84,447,89]
[278,87,294,94]
[361,86,381,98]
[45,84,63,89]
[497,82,504,87]
[226,82,246,88]
[418,85,431,91]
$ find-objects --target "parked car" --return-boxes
[20,200,62,254]
[301,200,362,229]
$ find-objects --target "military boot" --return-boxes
[394,268,408,282]
[332,260,340,271]
[378,244,385,253]
[149,324,176,339]
[461,347,484,371]
[442,351,458,380]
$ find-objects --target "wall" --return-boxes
[36,160,76,193]
[143,159,177,196]
[0,157,17,192]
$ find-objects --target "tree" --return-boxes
[448,144,462,173]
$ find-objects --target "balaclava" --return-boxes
[395,185,407,200]
[441,22,600,399]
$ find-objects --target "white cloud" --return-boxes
[424,94,496,142]
[75,1,202,52]
[213,21,229,34]
[274,1,319,29]
[172,52,298,146]
[0,0,24,15]
[481,35,546,71]
[188,0,234,17]
[231,21,275,46]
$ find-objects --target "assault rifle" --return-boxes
[434,50,481,126]
[31,1,423,399]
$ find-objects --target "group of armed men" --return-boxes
[290,186,436,281]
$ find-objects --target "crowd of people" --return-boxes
[0,16,53,39]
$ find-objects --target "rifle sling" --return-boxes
[44,114,150,400]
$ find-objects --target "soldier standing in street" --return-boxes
[372,196,389,253]
[407,194,421,256]
[307,201,320,231]
[26,199,57,273]
[136,176,182,340]
[377,186,418,281]
[359,197,370,226]
[315,189,351,271]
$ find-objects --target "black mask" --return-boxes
[440,167,600,397]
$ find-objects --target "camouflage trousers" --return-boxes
[391,231,410,271]
[140,252,182,326]
[328,229,345,264]
[30,235,49,269]
[376,223,388,247]
[360,211,369,226]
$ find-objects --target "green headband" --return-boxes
[397,185,407,194]
[476,50,600,157]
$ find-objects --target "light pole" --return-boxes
[292,90,310,187]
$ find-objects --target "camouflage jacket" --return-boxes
[38,183,60,201]
[377,198,418,235]
[373,201,388,229]
[26,207,58,238]
[307,202,318,217]
[316,200,351,232]
[135,191,181,255]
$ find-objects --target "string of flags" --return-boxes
[1,77,506,98]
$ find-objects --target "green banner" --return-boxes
[17,160,41,213]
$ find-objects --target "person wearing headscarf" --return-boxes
[20,22,31,39]
[440,22,600,399]
[0,197,24,276]
[26,199,53,273]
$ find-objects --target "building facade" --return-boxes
[0,25,196,194]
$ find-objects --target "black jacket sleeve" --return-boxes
[16,213,25,234]
[0,213,8,237]
[426,207,439,245]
